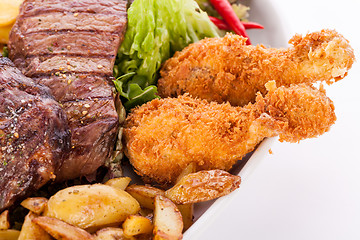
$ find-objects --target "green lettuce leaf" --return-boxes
[2,46,8,57]
[114,0,219,110]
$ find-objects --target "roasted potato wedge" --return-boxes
[44,184,140,229]
[33,216,95,240]
[175,162,196,183]
[126,185,165,210]
[153,196,183,240]
[0,1,20,27]
[93,227,133,240]
[122,215,153,237]
[0,0,23,44]
[0,229,20,240]
[0,210,9,230]
[165,170,241,204]
[176,204,193,231]
[105,177,132,191]
[21,197,48,214]
[18,212,51,240]
[0,25,12,44]
[174,163,195,231]
[138,208,154,218]
[126,184,193,230]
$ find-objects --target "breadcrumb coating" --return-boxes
[124,82,336,184]
[158,29,355,106]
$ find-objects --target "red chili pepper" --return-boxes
[243,21,264,30]
[209,16,229,30]
[209,0,251,45]
[209,16,264,31]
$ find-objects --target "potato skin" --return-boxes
[165,170,241,204]
[32,216,95,240]
[126,184,165,210]
[44,184,140,229]
[0,210,9,230]
[20,197,48,215]
[153,196,183,240]
[0,229,20,240]
[122,215,153,237]
[18,212,52,240]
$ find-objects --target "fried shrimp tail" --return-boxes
[124,82,336,184]
[158,29,355,106]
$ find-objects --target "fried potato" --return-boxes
[138,208,154,218]
[122,215,153,237]
[33,216,95,240]
[126,184,193,230]
[165,170,241,204]
[0,229,20,240]
[93,227,134,240]
[126,185,165,210]
[0,210,9,230]
[44,184,140,230]
[105,177,132,191]
[0,0,23,44]
[0,24,12,44]
[153,196,183,240]
[175,162,197,184]
[21,197,48,215]
[176,204,193,231]
[0,2,18,27]
[18,212,51,240]
[174,163,195,231]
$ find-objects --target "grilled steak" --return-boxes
[0,57,70,211]
[8,0,128,181]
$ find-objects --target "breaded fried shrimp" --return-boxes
[124,81,336,184]
[158,29,354,106]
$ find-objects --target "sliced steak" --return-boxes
[8,0,127,181]
[0,57,70,211]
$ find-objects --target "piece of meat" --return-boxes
[158,30,355,106]
[0,57,70,211]
[8,0,128,181]
[124,81,336,184]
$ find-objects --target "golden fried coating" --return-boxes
[158,29,354,106]
[124,82,336,184]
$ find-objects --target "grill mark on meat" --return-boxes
[60,96,114,104]
[31,74,114,102]
[8,0,127,181]
[10,31,120,58]
[16,12,126,34]
[26,53,115,60]
[21,56,114,77]
[21,6,125,18]
[63,98,118,127]
[0,57,70,211]
[22,0,124,6]
[20,29,124,36]
[0,58,51,96]
[25,71,111,79]
[20,0,127,17]
[20,9,120,19]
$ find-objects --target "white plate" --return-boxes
[184,138,275,239]
[184,0,287,238]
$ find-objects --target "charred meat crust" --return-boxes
[20,0,127,18]
[0,57,71,211]
[8,0,128,181]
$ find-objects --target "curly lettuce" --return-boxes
[114,0,219,110]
